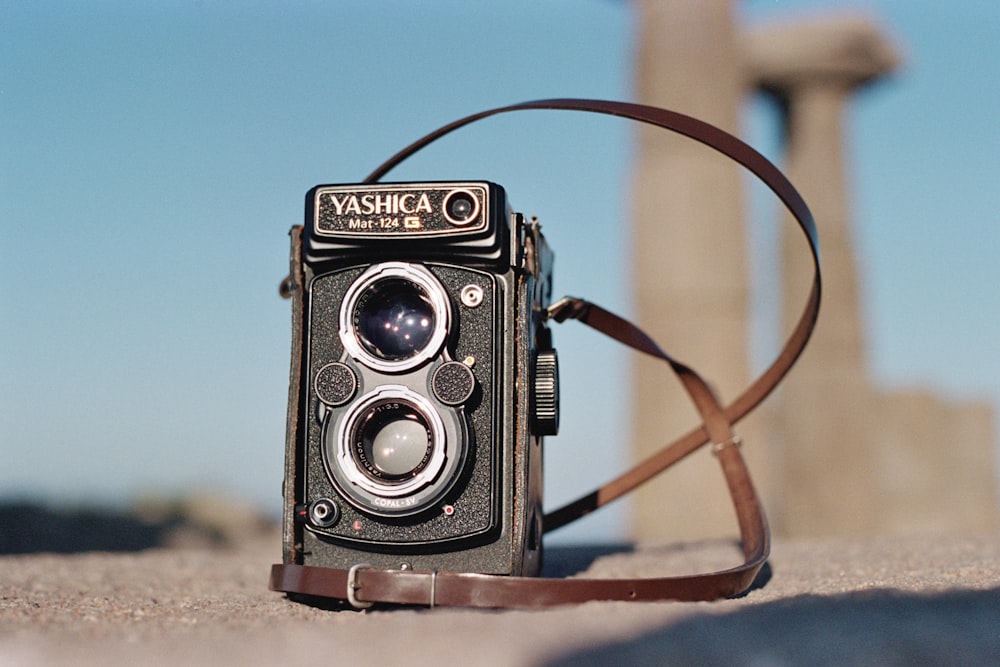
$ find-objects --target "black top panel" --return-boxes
[303,181,511,268]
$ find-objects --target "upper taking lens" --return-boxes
[354,278,436,361]
[340,262,450,373]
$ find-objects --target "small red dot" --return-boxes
[352,520,363,531]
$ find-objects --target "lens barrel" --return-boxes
[328,262,469,517]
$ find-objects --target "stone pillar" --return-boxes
[631,0,764,539]
[744,16,900,535]
[877,391,998,533]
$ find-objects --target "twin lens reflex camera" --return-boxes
[280,182,559,577]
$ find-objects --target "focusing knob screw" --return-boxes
[308,498,340,528]
[460,284,484,308]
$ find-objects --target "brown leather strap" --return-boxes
[271,300,769,608]
[270,98,821,608]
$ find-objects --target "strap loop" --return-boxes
[546,296,591,323]
[712,435,744,457]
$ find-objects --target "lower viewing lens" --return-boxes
[330,384,460,516]
[357,403,432,481]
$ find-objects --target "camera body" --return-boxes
[280,181,557,577]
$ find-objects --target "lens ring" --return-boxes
[340,262,450,373]
[329,386,458,515]
[442,189,480,226]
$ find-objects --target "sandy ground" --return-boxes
[2,531,999,666]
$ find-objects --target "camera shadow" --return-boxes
[543,586,1000,666]
[540,543,636,578]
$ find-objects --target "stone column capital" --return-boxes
[742,14,901,95]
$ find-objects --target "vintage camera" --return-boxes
[280,181,558,577]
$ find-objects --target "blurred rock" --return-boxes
[0,494,277,555]
[133,491,277,550]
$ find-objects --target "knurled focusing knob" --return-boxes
[532,350,559,436]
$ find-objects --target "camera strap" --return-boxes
[270,99,821,608]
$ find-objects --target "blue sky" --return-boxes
[2,1,998,543]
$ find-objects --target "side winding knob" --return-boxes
[532,350,559,436]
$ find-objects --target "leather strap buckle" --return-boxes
[346,563,374,609]
[428,570,438,609]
